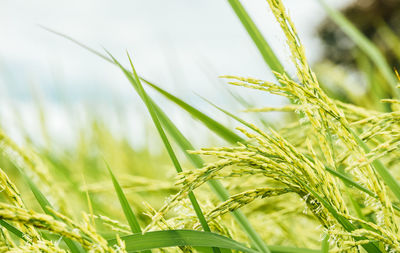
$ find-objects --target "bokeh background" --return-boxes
[0,0,351,149]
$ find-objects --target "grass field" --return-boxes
[1,0,400,252]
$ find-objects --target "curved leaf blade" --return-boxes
[106,162,142,233]
[109,230,319,253]
[14,164,83,253]
[141,78,244,143]
[0,220,26,241]
[108,230,258,253]
[112,53,221,253]
[227,0,285,74]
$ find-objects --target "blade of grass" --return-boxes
[125,52,211,231]
[108,230,258,253]
[41,8,285,77]
[199,96,257,131]
[13,163,83,253]
[199,245,319,253]
[38,26,112,64]
[326,167,374,196]
[304,185,381,253]
[267,246,319,253]
[302,155,375,197]
[81,173,96,227]
[108,52,222,253]
[0,220,27,241]
[109,230,319,253]
[226,0,285,74]
[105,162,142,233]
[41,30,271,253]
[326,164,400,212]
[106,162,142,233]
[224,89,272,129]
[326,165,399,216]
[106,161,152,253]
[318,0,400,98]
[141,78,244,143]
[321,233,329,253]
[347,127,400,202]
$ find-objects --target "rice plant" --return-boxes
[1,0,400,252]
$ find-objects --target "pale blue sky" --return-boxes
[0,0,350,147]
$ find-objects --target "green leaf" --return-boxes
[109,52,222,253]
[321,233,329,253]
[200,96,258,131]
[105,162,142,233]
[109,230,319,253]
[348,127,400,202]
[327,164,400,211]
[318,0,399,98]
[227,0,285,75]
[141,78,244,143]
[225,90,272,129]
[304,186,381,253]
[325,166,375,196]
[0,220,27,241]
[108,230,257,253]
[14,164,83,253]
[303,154,375,197]
[24,175,52,214]
[39,26,113,64]
[106,161,152,253]
[268,245,320,253]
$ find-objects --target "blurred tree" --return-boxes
[318,0,400,69]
